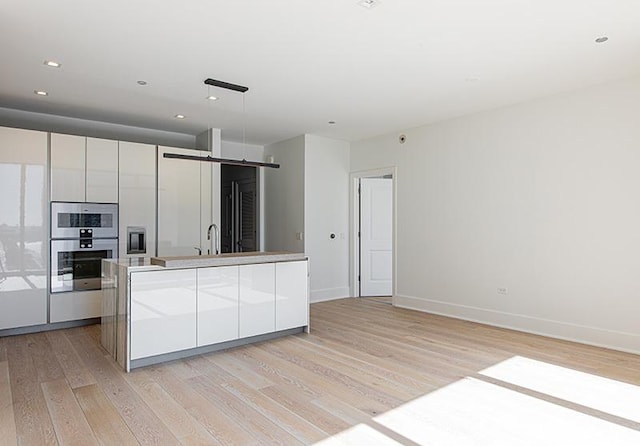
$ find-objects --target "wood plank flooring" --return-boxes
[2,297,639,445]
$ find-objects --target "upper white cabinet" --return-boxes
[275,261,309,331]
[119,142,156,258]
[86,137,118,203]
[158,146,213,257]
[197,266,239,346]
[50,133,118,203]
[130,269,197,360]
[239,263,275,338]
[0,127,48,330]
[51,133,85,202]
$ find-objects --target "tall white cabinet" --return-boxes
[50,133,118,203]
[0,127,48,330]
[157,146,213,257]
[119,142,157,258]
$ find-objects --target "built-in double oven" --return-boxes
[50,202,118,294]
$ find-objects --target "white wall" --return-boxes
[351,76,640,354]
[220,140,264,162]
[305,135,351,302]
[264,135,305,253]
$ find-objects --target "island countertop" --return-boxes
[105,251,307,271]
[151,251,306,268]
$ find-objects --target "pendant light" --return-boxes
[163,78,280,168]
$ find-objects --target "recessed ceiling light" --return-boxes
[595,36,609,43]
[34,90,48,96]
[207,95,218,101]
[174,114,186,119]
[328,121,336,125]
[137,80,148,86]
[44,60,61,68]
[358,0,380,9]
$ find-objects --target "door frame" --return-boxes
[349,166,397,301]
[220,164,261,253]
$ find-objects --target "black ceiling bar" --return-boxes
[204,78,249,93]
[163,152,279,169]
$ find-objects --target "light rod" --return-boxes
[163,152,279,168]
[204,78,249,93]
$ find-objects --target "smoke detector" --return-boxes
[358,0,381,9]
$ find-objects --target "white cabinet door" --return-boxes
[158,146,203,257]
[197,266,239,346]
[239,263,275,338]
[51,133,85,202]
[50,290,102,323]
[0,127,48,330]
[275,261,309,331]
[86,137,118,203]
[119,142,156,258]
[130,269,197,360]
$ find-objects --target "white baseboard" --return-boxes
[394,294,640,356]
[311,287,350,303]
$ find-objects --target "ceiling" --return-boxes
[1,0,639,146]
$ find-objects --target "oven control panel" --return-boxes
[80,228,93,248]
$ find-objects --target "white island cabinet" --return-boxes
[102,253,309,371]
[276,261,309,331]
[239,263,276,338]
[130,269,197,360]
[197,265,239,346]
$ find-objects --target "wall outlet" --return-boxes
[497,287,508,295]
[296,232,304,241]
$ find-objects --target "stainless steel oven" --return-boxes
[50,202,119,293]
[51,202,118,239]
[50,238,118,293]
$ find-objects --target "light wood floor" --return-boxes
[1,298,639,445]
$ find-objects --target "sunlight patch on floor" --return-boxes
[312,355,640,445]
[373,377,640,445]
[313,423,402,445]
[479,356,640,423]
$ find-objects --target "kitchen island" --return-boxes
[101,252,309,372]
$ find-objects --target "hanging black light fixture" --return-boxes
[164,78,280,168]
[204,78,249,93]
[162,152,280,168]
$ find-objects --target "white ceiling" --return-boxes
[1,0,639,146]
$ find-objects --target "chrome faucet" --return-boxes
[207,223,219,255]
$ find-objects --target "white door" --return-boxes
[360,178,392,296]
